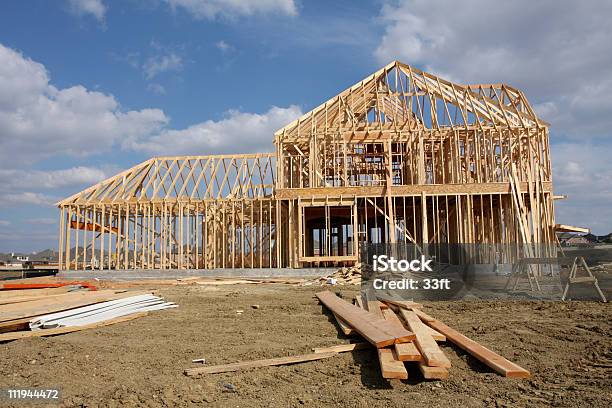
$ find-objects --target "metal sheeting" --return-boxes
[29,294,176,330]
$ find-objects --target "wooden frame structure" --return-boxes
[58,61,557,270]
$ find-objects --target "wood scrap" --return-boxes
[184,352,338,376]
[304,263,362,286]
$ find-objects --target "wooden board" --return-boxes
[184,352,338,376]
[394,342,422,362]
[423,325,446,341]
[409,307,436,322]
[381,307,428,360]
[316,291,415,348]
[353,295,364,309]
[377,348,408,379]
[377,297,423,310]
[365,300,385,318]
[0,290,90,306]
[313,342,371,354]
[0,317,31,333]
[399,309,451,368]
[333,313,355,336]
[0,287,70,299]
[420,318,530,378]
[0,312,147,342]
[418,362,449,380]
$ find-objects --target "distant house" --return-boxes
[557,233,592,247]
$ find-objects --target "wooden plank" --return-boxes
[316,291,415,348]
[377,297,423,310]
[378,348,408,379]
[419,317,530,378]
[184,352,338,376]
[394,342,422,362]
[0,317,31,333]
[424,325,446,341]
[0,312,147,342]
[0,290,91,306]
[418,362,449,380]
[0,287,70,299]
[380,308,422,361]
[410,307,436,322]
[554,224,589,234]
[353,295,364,309]
[399,309,451,368]
[313,342,371,354]
[333,313,355,336]
[365,300,385,318]
[381,306,444,341]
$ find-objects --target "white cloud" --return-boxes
[66,0,107,22]
[373,0,612,234]
[375,0,612,137]
[147,83,167,95]
[143,53,183,79]
[165,0,297,20]
[0,192,56,207]
[0,220,10,227]
[551,142,612,234]
[216,40,235,54]
[0,44,168,164]
[0,167,109,190]
[130,105,302,155]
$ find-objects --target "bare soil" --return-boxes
[0,284,610,408]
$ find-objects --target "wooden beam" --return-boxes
[312,342,371,354]
[398,309,451,368]
[418,316,530,378]
[0,312,147,342]
[184,352,337,376]
[333,313,355,336]
[377,348,408,379]
[418,362,449,380]
[555,224,589,234]
[316,291,415,348]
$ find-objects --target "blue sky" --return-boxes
[1,0,612,252]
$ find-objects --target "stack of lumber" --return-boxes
[0,286,175,342]
[314,291,530,381]
[304,263,362,286]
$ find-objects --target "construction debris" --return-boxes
[184,290,529,382]
[314,291,530,381]
[0,283,176,341]
[28,294,176,329]
[304,263,362,286]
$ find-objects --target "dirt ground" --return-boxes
[0,283,610,408]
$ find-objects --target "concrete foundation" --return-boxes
[58,268,335,280]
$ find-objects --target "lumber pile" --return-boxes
[314,291,530,381]
[0,284,175,341]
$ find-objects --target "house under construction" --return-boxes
[57,61,558,271]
